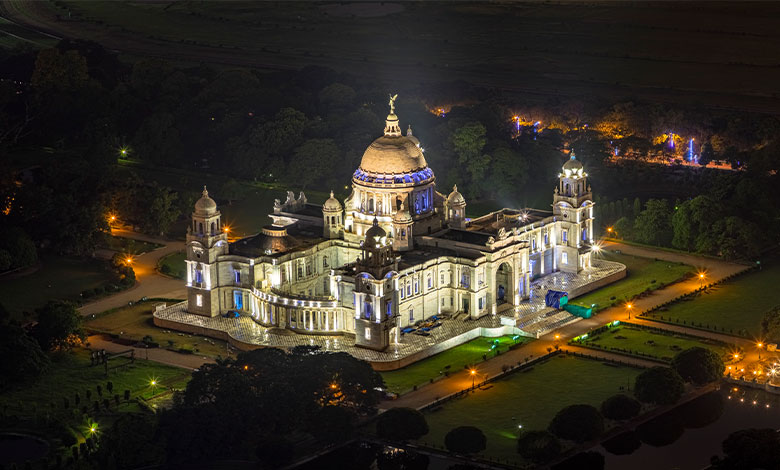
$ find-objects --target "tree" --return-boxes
[633,199,673,246]
[451,122,490,198]
[93,414,163,470]
[634,366,685,405]
[444,426,487,455]
[0,323,49,388]
[287,138,341,189]
[517,430,561,463]
[31,300,84,351]
[699,142,715,166]
[548,404,604,442]
[141,183,180,236]
[600,394,641,420]
[671,347,724,385]
[490,146,528,197]
[318,83,356,114]
[761,306,780,344]
[376,407,429,442]
[716,428,780,470]
[632,197,642,220]
[0,226,37,271]
[612,217,633,240]
[309,406,356,443]
[31,48,88,92]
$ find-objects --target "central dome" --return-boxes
[359,135,428,175]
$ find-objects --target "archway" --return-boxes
[496,262,513,305]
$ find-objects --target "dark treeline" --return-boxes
[1,40,780,263]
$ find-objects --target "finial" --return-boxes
[330,190,334,198]
[407,125,413,136]
[202,185,208,197]
[570,151,576,160]
[453,184,458,193]
[388,93,398,114]
[372,216,379,226]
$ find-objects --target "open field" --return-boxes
[578,323,735,363]
[4,1,780,112]
[158,251,186,279]
[85,301,229,358]
[421,354,642,463]
[571,251,692,310]
[645,263,780,337]
[0,254,109,317]
[380,335,533,394]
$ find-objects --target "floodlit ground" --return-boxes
[420,354,642,463]
[86,302,229,358]
[0,254,109,317]
[648,263,780,337]
[580,324,734,363]
[571,251,691,310]
[380,336,533,394]
[158,251,186,279]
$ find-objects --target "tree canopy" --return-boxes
[671,347,725,385]
[634,366,685,405]
[517,430,561,463]
[376,407,429,442]
[548,404,605,443]
[761,306,780,344]
[600,394,641,420]
[31,300,84,351]
[444,426,487,455]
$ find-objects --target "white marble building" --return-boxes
[181,100,596,351]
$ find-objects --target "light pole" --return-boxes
[757,342,763,361]
[626,303,633,320]
[470,369,476,388]
[699,272,705,289]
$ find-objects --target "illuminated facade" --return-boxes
[183,101,595,351]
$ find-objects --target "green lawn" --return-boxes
[0,254,109,318]
[421,355,642,463]
[158,251,186,279]
[86,302,228,358]
[101,235,162,255]
[0,349,188,412]
[381,336,532,394]
[580,324,734,363]
[648,263,780,337]
[572,251,692,310]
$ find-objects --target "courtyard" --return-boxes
[420,354,643,463]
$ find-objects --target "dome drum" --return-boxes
[352,167,434,187]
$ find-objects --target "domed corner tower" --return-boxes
[322,190,343,239]
[445,184,467,229]
[344,94,443,243]
[186,186,228,317]
[553,151,595,272]
[354,218,399,351]
[392,201,414,252]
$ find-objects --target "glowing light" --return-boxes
[758,342,763,348]
[607,227,613,233]
[734,354,740,360]
[243,365,248,370]
[150,379,157,386]
[125,257,133,264]
[223,226,230,233]
[470,369,476,375]
[330,383,338,389]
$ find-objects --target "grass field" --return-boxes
[421,354,642,463]
[158,251,186,279]
[380,335,533,394]
[572,251,692,310]
[648,263,780,337]
[0,254,109,317]
[579,324,734,363]
[0,348,189,418]
[86,302,229,358]
[101,236,162,255]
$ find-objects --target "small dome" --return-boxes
[406,125,420,146]
[447,184,466,207]
[323,190,342,212]
[194,186,217,216]
[365,217,387,243]
[563,152,584,172]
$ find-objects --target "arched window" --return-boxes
[368,198,374,213]
[323,256,329,268]
[198,222,203,234]
[565,183,570,195]
[210,222,216,235]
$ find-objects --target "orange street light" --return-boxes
[470,369,477,388]
[125,256,134,265]
[698,271,706,288]
[626,303,633,320]
[330,383,338,390]
[223,226,230,233]
[758,342,764,360]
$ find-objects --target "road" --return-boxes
[79,229,186,316]
[387,241,755,410]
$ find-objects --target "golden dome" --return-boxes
[194,186,217,216]
[359,135,428,175]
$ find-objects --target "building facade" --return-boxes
[184,101,595,351]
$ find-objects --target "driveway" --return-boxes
[79,229,186,316]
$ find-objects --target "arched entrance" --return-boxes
[496,262,513,305]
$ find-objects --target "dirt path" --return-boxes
[79,229,185,316]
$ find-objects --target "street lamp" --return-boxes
[626,303,633,320]
[757,342,763,360]
[470,369,477,388]
[698,272,705,289]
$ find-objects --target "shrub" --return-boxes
[672,347,724,385]
[548,404,604,442]
[601,394,641,420]
[517,430,561,463]
[634,367,685,405]
[444,426,487,455]
[376,407,429,441]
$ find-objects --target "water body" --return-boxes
[0,433,50,465]
[602,387,780,470]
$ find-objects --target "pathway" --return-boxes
[79,229,186,316]
[385,241,752,410]
[87,335,215,370]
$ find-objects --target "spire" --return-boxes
[372,216,379,227]
[453,184,458,192]
[330,190,334,198]
[407,125,413,136]
[202,185,208,197]
[384,93,401,137]
[570,151,576,160]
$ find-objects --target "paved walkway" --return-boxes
[386,241,753,410]
[87,335,215,370]
[79,229,186,316]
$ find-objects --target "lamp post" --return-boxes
[470,369,476,388]
[626,303,633,320]
[757,342,763,361]
[698,272,705,289]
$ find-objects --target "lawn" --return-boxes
[647,263,780,337]
[86,301,229,358]
[380,335,533,394]
[421,355,642,463]
[0,254,109,318]
[572,251,692,310]
[158,251,186,279]
[579,324,734,363]
[101,235,163,255]
[0,349,188,429]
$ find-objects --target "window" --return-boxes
[306,263,312,276]
[440,273,445,285]
[427,275,433,289]
[406,283,411,296]
[562,252,568,264]
[562,230,568,243]
[400,287,405,299]
[363,301,372,320]
[385,301,393,318]
[297,265,303,278]
[409,308,414,322]
[195,269,203,284]
[532,239,537,251]
[441,298,445,307]
[582,228,587,241]
[544,233,548,245]
[196,294,203,307]
[323,256,329,268]
[414,280,419,295]
[364,327,371,340]
[461,272,470,289]
[234,270,241,284]
[478,297,485,310]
